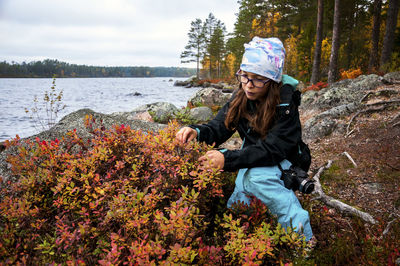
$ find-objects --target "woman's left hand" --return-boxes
[199,150,225,170]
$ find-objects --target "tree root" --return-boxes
[311,160,377,224]
[360,89,400,103]
[346,99,400,136]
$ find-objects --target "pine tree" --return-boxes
[209,22,226,78]
[180,18,205,79]
[311,0,324,84]
[368,0,383,72]
[328,0,341,84]
[380,0,400,69]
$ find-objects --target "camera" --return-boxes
[280,165,315,194]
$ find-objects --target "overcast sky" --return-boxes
[0,0,239,68]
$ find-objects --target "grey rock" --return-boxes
[302,74,384,110]
[303,103,360,140]
[189,107,214,122]
[174,76,198,87]
[132,102,178,123]
[303,118,337,142]
[188,87,232,108]
[360,182,382,194]
[383,71,400,82]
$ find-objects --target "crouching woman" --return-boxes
[176,37,313,241]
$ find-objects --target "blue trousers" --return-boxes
[227,160,313,241]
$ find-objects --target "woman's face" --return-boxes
[239,70,269,101]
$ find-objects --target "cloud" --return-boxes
[0,0,238,67]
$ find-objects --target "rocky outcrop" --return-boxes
[301,74,385,111]
[174,76,198,88]
[301,72,400,141]
[188,87,232,108]
[130,102,179,123]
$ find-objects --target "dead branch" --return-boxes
[391,112,400,122]
[382,217,398,236]
[346,105,387,136]
[341,152,357,167]
[312,161,377,224]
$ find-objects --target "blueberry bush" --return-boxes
[0,120,307,265]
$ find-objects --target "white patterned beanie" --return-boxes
[240,36,286,83]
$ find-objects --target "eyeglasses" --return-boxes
[235,71,270,88]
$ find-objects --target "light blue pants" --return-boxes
[227,160,313,241]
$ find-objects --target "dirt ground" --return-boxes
[307,91,400,222]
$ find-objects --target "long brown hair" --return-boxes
[224,81,282,138]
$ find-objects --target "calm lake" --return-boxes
[0,77,198,142]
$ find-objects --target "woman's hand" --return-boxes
[199,150,225,170]
[176,127,198,144]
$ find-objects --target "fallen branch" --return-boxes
[382,217,398,237]
[341,152,357,168]
[346,104,395,136]
[312,161,377,224]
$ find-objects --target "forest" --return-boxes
[0,59,196,78]
[181,0,400,83]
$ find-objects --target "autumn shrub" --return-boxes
[303,81,328,92]
[340,68,363,80]
[0,121,307,264]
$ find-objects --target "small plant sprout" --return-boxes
[25,76,66,131]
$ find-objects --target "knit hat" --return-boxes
[240,36,286,83]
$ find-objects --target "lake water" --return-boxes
[0,77,199,142]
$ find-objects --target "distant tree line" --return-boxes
[0,59,196,78]
[181,0,400,84]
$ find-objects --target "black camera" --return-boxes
[280,165,315,194]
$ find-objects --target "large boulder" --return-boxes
[174,76,198,88]
[302,103,360,141]
[301,74,384,111]
[131,102,179,123]
[189,107,214,122]
[188,87,232,108]
[301,72,400,141]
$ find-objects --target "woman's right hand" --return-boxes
[176,127,198,144]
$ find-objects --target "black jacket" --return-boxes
[190,84,302,172]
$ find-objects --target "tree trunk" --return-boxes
[328,0,341,85]
[380,0,400,68]
[310,0,324,84]
[345,3,356,69]
[368,0,382,73]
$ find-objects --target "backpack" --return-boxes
[294,140,312,172]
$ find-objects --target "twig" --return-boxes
[345,219,358,239]
[381,214,400,238]
[342,152,357,168]
[311,161,377,224]
[391,112,400,123]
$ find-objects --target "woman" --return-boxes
[176,37,313,241]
